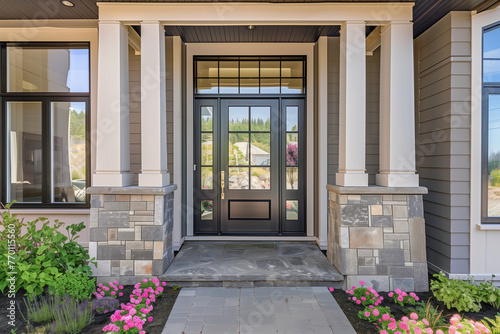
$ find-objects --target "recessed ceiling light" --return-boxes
[60,0,75,7]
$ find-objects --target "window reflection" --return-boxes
[51,102,87,203]
[7,102,43,203]
[488,94,500,217]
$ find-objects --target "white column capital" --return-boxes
[138,21,170,187]
[335,21,368,187]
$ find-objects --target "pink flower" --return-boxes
[162,282,166,286]
[457,323,463,329]
[364,311,370,317]
[369,305,374,309]
[415,328,422,334]
[373,309,379,316]
[397,295,404,302]
[382,314,390,321]
[114,281,118,285]
[410,292,416,298]
[399,322,409,330]
[410,312,419,320]
[359,281,366,286]
[119,292,123,297]
[143,279,148,283]
[356,300,361,305]
[140,332,146,334]
[395,288,402,294]
[388,292,394,297]
[423,319,430,326]
[425,329,434,334]
[329,287,334,292]
[402,316,409,322]
[388,322,397,330]
[111,291,116,295]
[380,331,388,334]
[148,316,153,322]
[119,285,124,289]
[361,297,366,301]
[123,325,129,331]
[436,330,444,334]
[449,325,457,334]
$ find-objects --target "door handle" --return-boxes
[221,171,225,199]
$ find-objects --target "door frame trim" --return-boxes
[186,43,315,239]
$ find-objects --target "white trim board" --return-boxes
[97,2,413,25]
[185,43,318,244]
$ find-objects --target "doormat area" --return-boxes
[225,243,277,250]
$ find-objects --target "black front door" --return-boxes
[194,98,305,235]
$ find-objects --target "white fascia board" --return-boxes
[97,2,414,25]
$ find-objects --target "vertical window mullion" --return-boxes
[43,98,51,204]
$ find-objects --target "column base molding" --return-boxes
[93,172,134,187]
[335,172,369,187]
[376,173,419,188]
[138,172,171,187]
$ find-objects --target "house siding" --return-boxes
[415,12,471,275]
[129,37,175,185]
[327,37,380,186]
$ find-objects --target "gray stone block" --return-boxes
[91,260,110,276]
[142,226,163,241]
[389,266,414,277]
[359,266,376,275]
[409,218,427,262]
[118,228,135,241]
[408,195,424,218]
[376,265,388,275]
[132,250,154,260]
[104,201,130,211]
[342,249,358,275]
[341,205,369,226]
[372,216,393,227]
[90,228,108,241]
[153,260,164,275]
[379,249,405,265]
[346,275,389,292]
[98,246,126,260]
[360,195,382,205]
[413,262,429,292]
[99,211,130,228]
[393,278,414,292]
[383,240,400,249]
[103,195,116,202]
[91,195,103,208]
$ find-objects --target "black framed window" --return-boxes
[194,56,305,95]
[482,24,500,222]
[0,42,90,208]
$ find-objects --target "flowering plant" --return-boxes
[381,313,434,334]
[446,314,491,334]
[358,305,393,325]
[346,281,384,306]
[388,289,420,307]
[93,296,120,314]
[95,281,124,299]
[102,278,167,334]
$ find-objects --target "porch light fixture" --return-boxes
[60,0,75,7]
[248,25,255,30]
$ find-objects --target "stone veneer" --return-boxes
[326,185,429,292]
[87,185,176,284]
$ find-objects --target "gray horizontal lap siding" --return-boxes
[415,12,471,275]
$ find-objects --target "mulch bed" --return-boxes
[0,285,179,334]
[332,285,500,334]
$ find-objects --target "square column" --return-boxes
[377,22,419,187]
[138,21,170,187]
[336,21,369,187]
[93,21,134,187]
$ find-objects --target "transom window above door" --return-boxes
[195,56,305,95]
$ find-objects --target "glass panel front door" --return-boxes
[194,99,305,235]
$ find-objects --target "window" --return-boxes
[195,56,305,95]
[1,43,90,207]
[483,25,500,221]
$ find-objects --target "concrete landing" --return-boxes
[161,242,344,287]
[162,287,356,334]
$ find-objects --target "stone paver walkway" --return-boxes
[162,287,356,334]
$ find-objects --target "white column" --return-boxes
[93,21,134,187]
[336,21,369,187]
[376,22,419,187]
[138,21,170,187]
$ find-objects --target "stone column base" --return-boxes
[326,185,429,292]
[87,185,177,285]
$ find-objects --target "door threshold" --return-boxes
[185,236,318,242]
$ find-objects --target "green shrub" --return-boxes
[0,202,96,297]
[430,272,482,312]
[22,294,57,324]
[476,279,500,309]
[54,272,96,302]
[491,169,500,187]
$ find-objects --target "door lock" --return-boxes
[221,171,225,199]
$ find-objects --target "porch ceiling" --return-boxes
[0,0,498,37]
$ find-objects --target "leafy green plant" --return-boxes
[357,305,392,323]
[481,313,500,334]
[54,272,96,301]
[430,272,482,312]
[172,285,181,291]
[0,203,96,297]
[51,296,94,334]
[388,289,420,307]
[22,294,57,324]
[476,277,500,309]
